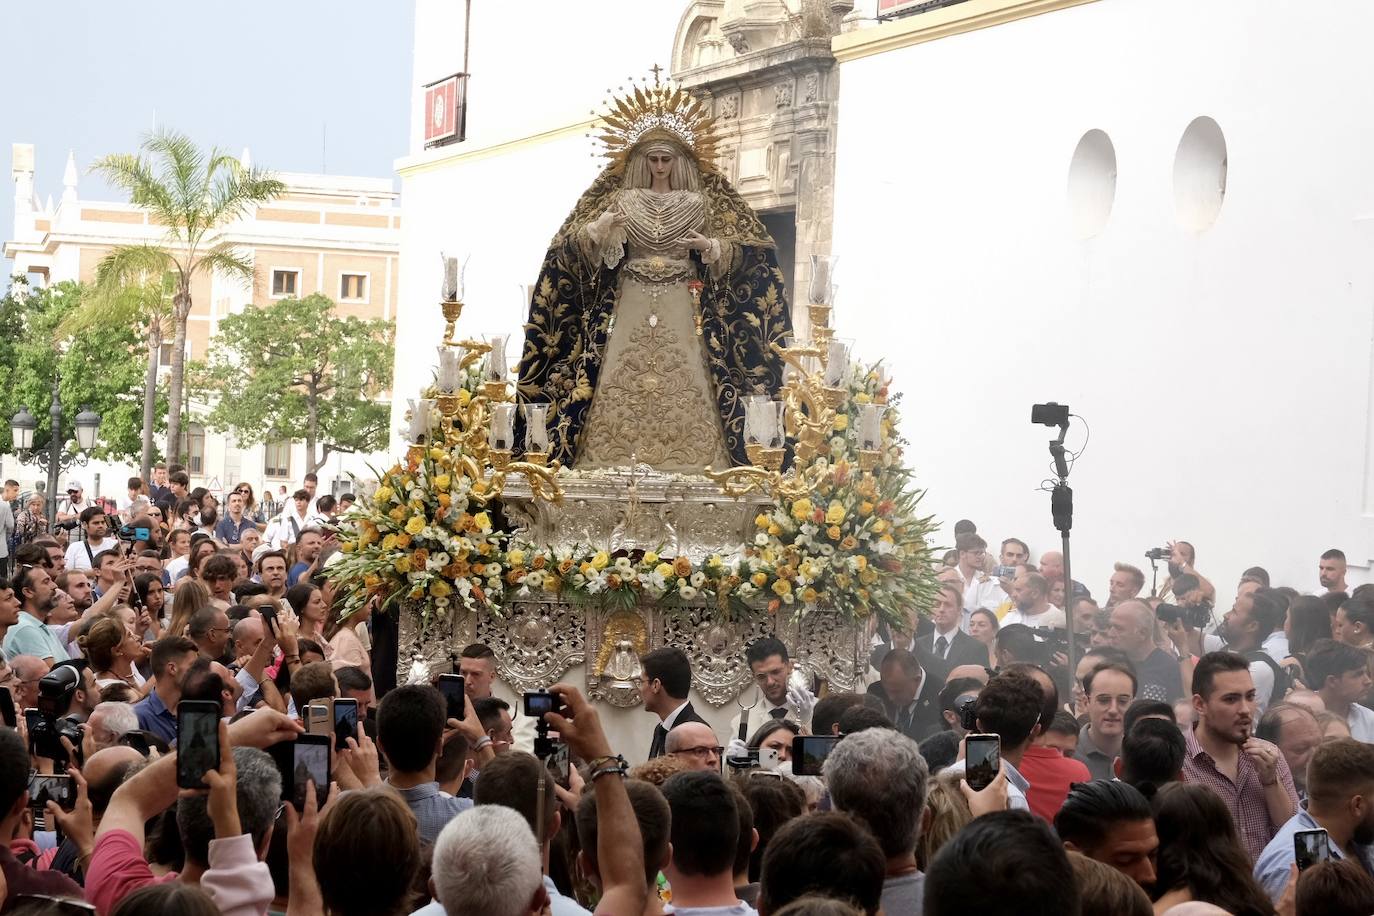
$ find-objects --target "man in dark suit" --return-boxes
[923,581,993,669]
[865,646,950,742]
[639,646,710,760]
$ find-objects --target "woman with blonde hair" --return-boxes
[166,577,212,640]
[918,774,973,871]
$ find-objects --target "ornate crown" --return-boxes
[592,66,722,174]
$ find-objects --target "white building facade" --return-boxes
[5,145,401,503]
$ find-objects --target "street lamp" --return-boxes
[8,373,102,524]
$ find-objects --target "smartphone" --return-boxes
[119,731,152,756]
[23,709,40,755]
[268,741,294,802]
[437,674,465,721]
[306,703,332,738]
[759,746,782,772]
[965,733,1001,792]
[292,734,331,810]
[546,743,570,787]
[522,690,567,719]
[176,700,222,790]
[0,686,17,729]
[27,774,74,811]
[333,698,358,752]
[1294,828,1331,871]
[791,735,840,776]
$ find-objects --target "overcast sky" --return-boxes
[1,0,415,276]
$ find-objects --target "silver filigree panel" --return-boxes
[477,599,586,694]
[396,603,477,684]
[653,607,776,706]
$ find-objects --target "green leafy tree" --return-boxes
[56,273,172,480]
[0,280,153,462]
[191,293,394,474]
[90,129,284,464]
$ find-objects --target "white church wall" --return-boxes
[830,0,1374,594]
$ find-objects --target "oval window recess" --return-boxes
[1174,116,1228,232]
[1067,129,1117,239]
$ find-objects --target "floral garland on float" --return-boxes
[329,256,940,634]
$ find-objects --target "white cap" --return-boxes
[66,480,84,492]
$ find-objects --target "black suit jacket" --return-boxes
[866,646,950,742]
[647,701,711,760]
[925,629,989,670]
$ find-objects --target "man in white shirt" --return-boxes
[727,636,815,742]
[1319,548,1351,595]
[1308,639,1374,743]
[64,507,116,572]
[1215,588,1285,713]
[57,480,93,526]
[272,489,312,548]
[1001,571,1066,630]
[955,533,1007,631]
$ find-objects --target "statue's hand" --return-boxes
[678,230,710,252]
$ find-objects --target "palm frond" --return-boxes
[88,153,180,229]
[196,245,255,286]
[90,245,175,296]
[56,277,171,338]
[205,160,285,228]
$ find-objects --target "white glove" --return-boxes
[725,737,750,760]
[787,681,816,721]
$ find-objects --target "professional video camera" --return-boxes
[1155,601,1213,631]
[32,662,86,767]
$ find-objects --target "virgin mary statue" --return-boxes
[515,79,792,473]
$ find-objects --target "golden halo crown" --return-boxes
[592,67,722,174]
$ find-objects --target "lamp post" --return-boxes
[9,374,102,525]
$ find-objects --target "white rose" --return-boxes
[690,571,706,588]
[678,585,699,600]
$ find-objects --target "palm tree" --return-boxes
[90,129,284,466]
[56,274,171,481]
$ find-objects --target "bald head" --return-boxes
[665,721,720,772]
[232,616,264,658]
[946,664,991,685]
[1161,904,1232,916]
[83,746,146,814]
[1285,689,1326,716]
[11,655,49,709]
[1040,551,1064,580]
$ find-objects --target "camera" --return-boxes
[1145,547,1171,561]
[725,746,761,770]
[1155,602,1213,630]
[117,523,151,542]
[1031,402,1070,427]
[958,695,979,731]
[53,518,79,532]
[32,663,86,767]
[522,690,568,720]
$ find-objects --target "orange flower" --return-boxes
[412,548,430,567]
[876,499,895,517]
[841,535,858,551]
[607,574,622,589]
[768,599,781,615]
[438,493,452,508]
[558,558,575,575]
[471,584,486,604]
[532,555,547,570]
[812,508,825,525]
[827,525,842,541]
[395,534,412,548]
[673,557,692,578]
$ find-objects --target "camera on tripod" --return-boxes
[1145,546,1171,561]
[32,663,86,767]
[1155,602,1213,630]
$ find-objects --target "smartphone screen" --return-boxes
[1295,828,1331,871]
[293,735,331,810]
[306,703,332,738]
[546,743,570,787]
[333,698,358,752]
[791,735,840,776]
[438,674,465,721]
[27,774,74,811]
[268,741,294,802]
[965,734,1001,792]
[176,700,222,789]
[0,686,17,729]
[522,690,566,719]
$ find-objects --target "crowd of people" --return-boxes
[0,470,1370,915]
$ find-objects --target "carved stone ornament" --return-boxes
[477,597,586,694]
[396,602,477,683]
[728,31,751,54]
[719,94,740,120]
[774,81,793,109]
[653,605,776,706]
[803,73,819,104]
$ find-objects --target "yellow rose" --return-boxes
[405,516,426,535]
[591,551,610,570]
[381,534,398,551]
[755,513,770,529]
[860,568,879,585]
[388,507,406,523]
[394,556,411,573]
[374,486,394,503]
[432,474,451,491]
[459,389,471,405]
[802,587,819,603]
[859,501,874,517]
[872,519,889,534]
[508,549,526,567]
[768,523,782,536]
[854,392,872,405]
[430,580,453,598]
[827,525,842,541]
[833,414,849,431]
[772,579,792,596]
[428,447,445,461]
[853,556,868,571]
[656,563,675,578]
[473,511,492,531]
[790,498,813,522]
[643,551,659,566]
[826,501,846,525]
[339,541,355,553]
[751,572,768,588]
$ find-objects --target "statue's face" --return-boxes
[647,151,674,184]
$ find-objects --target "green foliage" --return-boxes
[0,279,158,462]
[191,293,394,472]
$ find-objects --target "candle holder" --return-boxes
[441,299,464,345]
[490,448,513,471]
[523,450,549,467]
[808,304,831,330]
[757,447,785,472]
[745,443,765,467]
[822,386,846,409]
[436,394,462,418]
[482,380,510,402]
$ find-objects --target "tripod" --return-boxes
[1035,405,1078,678]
